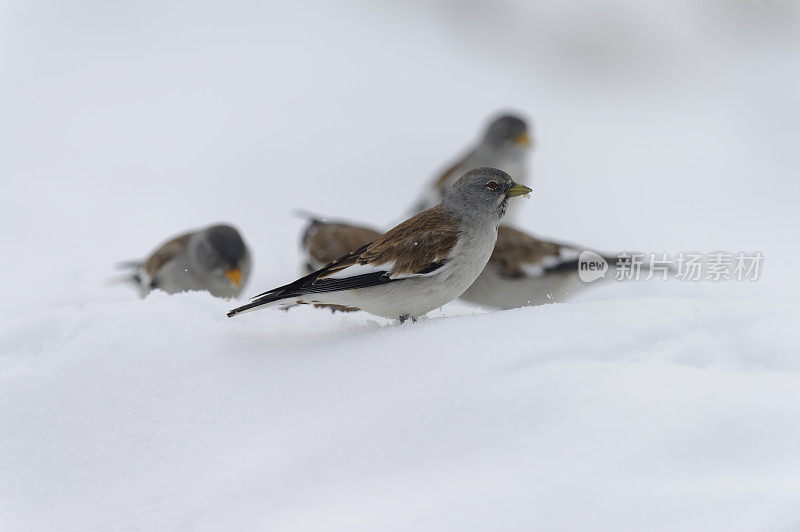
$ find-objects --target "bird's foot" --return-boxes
[398,314,416,324]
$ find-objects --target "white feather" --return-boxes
[324,261,393,279]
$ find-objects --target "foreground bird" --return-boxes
[410,113,532,219]
[299,220,619,310]
[120,224,251,298]
[228,168,531,322]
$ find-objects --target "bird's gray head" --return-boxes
[442,167,532,224]
[190,224,251,293]
[482,114,531,150]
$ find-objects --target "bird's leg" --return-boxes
[398,314,416,324]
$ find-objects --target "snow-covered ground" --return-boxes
[1,1,799,530]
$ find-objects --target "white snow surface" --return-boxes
[2,1,800,530]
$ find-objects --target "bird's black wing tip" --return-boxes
[227,303,252,317]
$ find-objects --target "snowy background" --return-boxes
[1,0,800,530]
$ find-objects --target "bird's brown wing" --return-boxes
[319,207,461,279]
[490,226,574,278]
[304,222,382,265]
[143,233,192,277]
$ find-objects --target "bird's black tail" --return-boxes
[226,265,326,318]
[106,261,144,288]
[226,291,291,317]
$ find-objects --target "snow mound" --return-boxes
[2,293,800,531]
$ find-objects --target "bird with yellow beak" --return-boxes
[119,224,251,299]
[409,112,533,222]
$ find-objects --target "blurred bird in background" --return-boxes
[458,226,613,309]
[409,113,532,221]
[119,224,251,298]
[301,218,382,273]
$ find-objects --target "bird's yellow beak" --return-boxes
[507,183,533,198]
[224,268,242,287]
[515,131,531,147]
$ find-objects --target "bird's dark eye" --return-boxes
[486,181,498,190]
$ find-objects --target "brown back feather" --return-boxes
[321,207,461,277]
[306,223,381,264]
[144,233,192,276]
[490,226,563,277]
